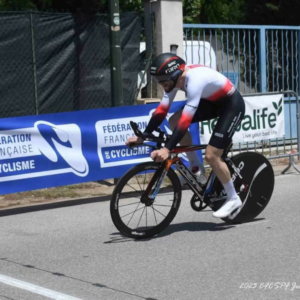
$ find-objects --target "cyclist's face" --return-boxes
[159,80,174,93]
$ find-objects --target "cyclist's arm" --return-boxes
[164,76,206,150]
[143,89,177,134]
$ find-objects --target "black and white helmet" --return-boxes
[150,53,186,84]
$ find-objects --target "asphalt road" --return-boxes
[0,173,299,300]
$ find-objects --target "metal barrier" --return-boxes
[183,23,300,174]
[230,90,300,174]
[183,24,300,95]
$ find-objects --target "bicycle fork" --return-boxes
[143,157,205,202]
[143,163,168,201]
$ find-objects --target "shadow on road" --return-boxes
[105,218,266,243]
[159,221,235,236]
[105,221,235,244]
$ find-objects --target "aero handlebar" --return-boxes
[130,121,171,144]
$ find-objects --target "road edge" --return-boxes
[0,165,298,217]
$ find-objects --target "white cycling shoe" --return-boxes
[212,196,242,218]
[179,166,207,186]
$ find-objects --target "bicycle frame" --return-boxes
[129,119,247,203]
[142,142,247,203]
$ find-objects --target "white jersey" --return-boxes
[162,64,236,112]
[145,64,237,150]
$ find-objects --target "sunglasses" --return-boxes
[153,76,172,84]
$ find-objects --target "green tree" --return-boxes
[40,0,143,14]
[183,0,202,23]
[2,0,300,26]
[44,0,104,13]
[0,0,36,10]
[244,0,300,25]
[120,0,142,13]
[203,0,246,24]
[0,0,143,13]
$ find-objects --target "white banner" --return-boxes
[199,94,285,144]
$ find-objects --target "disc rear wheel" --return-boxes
[210,152,274,224]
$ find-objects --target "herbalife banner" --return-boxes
[200,94,285,144]
[0,102,201,195]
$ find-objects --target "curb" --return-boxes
[0,165,299,217]
[0,194,111,217]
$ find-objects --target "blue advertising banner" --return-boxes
[0,101,202,195]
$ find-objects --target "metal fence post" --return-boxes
[30,11,39,115]
[298,30,300,160]
[109,0,124,107]
[109,0,123,185]
[295,90,300,161]
[259,27,267,92]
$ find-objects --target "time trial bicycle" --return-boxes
[110,121,274,239]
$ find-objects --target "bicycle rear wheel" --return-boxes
[210,152,274,224]
[110,162,182,239]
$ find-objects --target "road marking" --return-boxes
[0,274,82,300]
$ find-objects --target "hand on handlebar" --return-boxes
[150,147,170,162]
[126,136,144,148]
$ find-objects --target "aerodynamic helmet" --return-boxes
[150,53,186,85]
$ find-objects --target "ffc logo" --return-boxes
[34,121,89,177]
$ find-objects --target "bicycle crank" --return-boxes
[190,194,208,211]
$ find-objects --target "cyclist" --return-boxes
[126,53,245,218]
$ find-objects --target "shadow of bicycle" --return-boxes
[105,221,234,243]
[105,217,266,243]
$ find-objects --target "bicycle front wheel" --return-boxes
[110,162,182,239]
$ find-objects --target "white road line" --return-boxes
[0,274,82,300]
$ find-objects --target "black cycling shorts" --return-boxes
[190,90,245,149]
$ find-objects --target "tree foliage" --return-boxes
[182,0,202,23]
[183,0,246,25]
[0,0,144,13]
[0,0,300,26]
[244,0,300,25]
[0,0,36,10]
[203,0,246,24]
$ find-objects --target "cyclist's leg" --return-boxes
[206,146,231,183]
[205,91,245,217]
[169,98,220,146]
[206,145,241,212]
[205,91,245,176]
